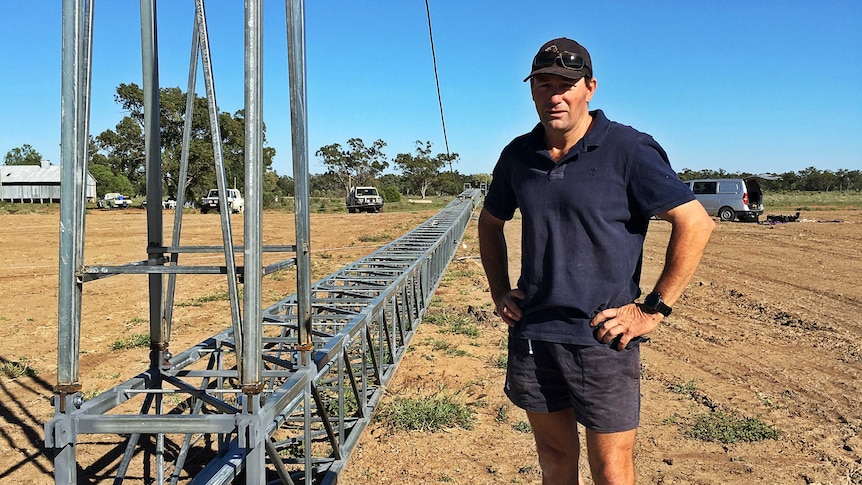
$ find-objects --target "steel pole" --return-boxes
[287,0,312,349]
[242,0,264,393]
[140,2,167,481]
[54,0,85,481]
[140,0,166,372]
[57,0,83,393]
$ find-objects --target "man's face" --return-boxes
[530,73,596,132]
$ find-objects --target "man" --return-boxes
[478,37,714,484]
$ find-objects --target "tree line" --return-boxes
[3,83,859,200]
[2,84,479,204]
[677,168,862,192]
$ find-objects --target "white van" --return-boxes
[684,178,764,222]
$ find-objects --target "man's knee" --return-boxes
[534,439,582,484]
[588,455,633,485]
[528,410,582,479]
[535,437,580,463]
[586,429,636,485]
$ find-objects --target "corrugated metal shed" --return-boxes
[1,162,97,203]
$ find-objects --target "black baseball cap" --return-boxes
[524,37,593,82]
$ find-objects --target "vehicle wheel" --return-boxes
[718,206,735,222]
[201,208,208,214]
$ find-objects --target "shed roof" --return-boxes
[1,164,95,184]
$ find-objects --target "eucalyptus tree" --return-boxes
[394,140,458,198]
[3,144,43,166]
[315,138,388,194]
[92,83,275,199]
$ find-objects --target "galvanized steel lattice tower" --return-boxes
[46,1,480,483]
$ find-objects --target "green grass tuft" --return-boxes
[512,421,532,433]
[177,289,242,307]
[358,233,393,243]
[686,411,779,443]
[377,393,475,432]
[668,379,699,398]
[0,361,38,379]
[440,315,480,338]
[110,333,150,350]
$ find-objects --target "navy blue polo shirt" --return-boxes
[484,109,695,345]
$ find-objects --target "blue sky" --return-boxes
[1,1,860,178]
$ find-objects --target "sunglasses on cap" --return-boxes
[532,48,589,72]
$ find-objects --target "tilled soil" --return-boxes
[1,208,860,484]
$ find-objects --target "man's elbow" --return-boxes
[667,202,715,240]
[686,211,716,250]
[478,209,505,232]
[696,211,716,235]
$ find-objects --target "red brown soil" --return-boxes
[1,208,861,484]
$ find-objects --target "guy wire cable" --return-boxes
[424,0,456,185]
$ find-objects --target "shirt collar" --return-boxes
[527,109,611,162]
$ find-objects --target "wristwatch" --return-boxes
[642,292,672,317]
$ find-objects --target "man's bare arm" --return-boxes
[591,199,715,348]
[478,208,523,325]
[651,199,716,307]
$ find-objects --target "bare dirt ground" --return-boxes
[1,207,861,484]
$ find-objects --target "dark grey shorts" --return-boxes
[504,338,641,433]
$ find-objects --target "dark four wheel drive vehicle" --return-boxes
[345,186,384,213]
[685,177,764,222]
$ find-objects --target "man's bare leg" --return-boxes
[526,409,584,484]
[585,428,637,485]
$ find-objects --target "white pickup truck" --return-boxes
[199,188,244,214]
[97,192,133,209]
[346,186,384,213]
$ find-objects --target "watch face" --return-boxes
[644,292,671,316]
